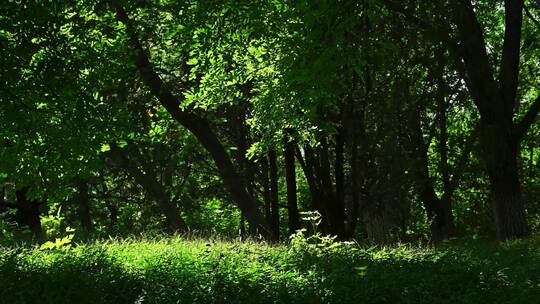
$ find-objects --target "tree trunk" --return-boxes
[345,139,360,238]
[0,187,6,213]
[106,202,118,230]
[15,189,43,241]
[133,167,186,233]
[284,139,300,234]
[261,158,272,224]
[449,0,531,240]
[421,187,455,242]
[436,197,454,240]
[432,48,455,241]
[317,139,345,237]
[334,128,346,238]
[107,146,187,233]
[239,214,246,236]
[297,144,326,234]
[300,145,323,217]
[489,163,528,240]
[405,91,455,242]
[230,105,258,236]
[268,150,280,239]
[482,134,529,240]
[76,179,93,234]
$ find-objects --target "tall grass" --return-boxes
[0,236,539,303]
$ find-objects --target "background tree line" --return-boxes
[0,0,539,244]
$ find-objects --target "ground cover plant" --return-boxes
[1,235,540,304]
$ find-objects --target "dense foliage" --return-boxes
[0,0,540,301]
[1,0,539,243]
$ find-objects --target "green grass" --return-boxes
[1,236,539,304]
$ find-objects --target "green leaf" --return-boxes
[100,144,111,152]
[117,139,128,148]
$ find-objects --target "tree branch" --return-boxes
[0,200,17,209]
[89,194,142,205]
[450,0,498,119]
[381,0,463,64]
[525,5,540,29]
[499,0,524,113]
[514,94,540,140]
[446,123,478,196]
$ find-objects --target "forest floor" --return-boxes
[0,235,539,304]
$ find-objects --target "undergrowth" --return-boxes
[0,234,539,303]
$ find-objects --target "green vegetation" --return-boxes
[1,235,539,304]
[1,0,540,302]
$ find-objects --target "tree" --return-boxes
[386,0,540,240]
[111,4,273,238]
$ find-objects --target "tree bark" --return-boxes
[261,158,272,224]
[284,139,300,234]
[268,149,280,239]
[482,132,529,239]
[106,202,118,230]
[315,138,345,238]
[0,186,6,213]
[15,189,43,241]
[334,127,346,238]
[107,145,187,233]
[76,179,93,234]
[228,105,258,236]
[345,137,360,238]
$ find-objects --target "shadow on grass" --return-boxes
[0,239,539,304]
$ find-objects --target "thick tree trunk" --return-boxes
[268,150,280,239]
[284,140,300,234]
[450,0,531,240]
[482,135,529,240]
[363,205,390,243]
[421,186,455,242]
[15,189,43,241]
[436,198,454,240]
[489,164,529,240]
[76,180,93,234]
